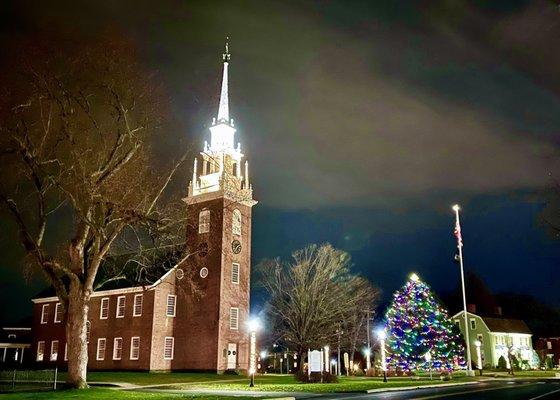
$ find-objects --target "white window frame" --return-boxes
[40,304,49,324]
[50,340,59,361]
[470,318,476,330]
[164,337,174,360]
[96,338,106,361]
[116,295,126,318]
[230,307,239,330]
[113,337,123,360]
[64,343,68,361]
[198,209,210,234]
[36,341,45,361]
[232,209,242,236]
[130,337,140,360]
[133,294,143,317]
[100,297,109,319]
[231,263,240,284]
[54,303,63,323]
[166,294,176,317]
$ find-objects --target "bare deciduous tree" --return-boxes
[0,37,189,388]
[257,243,379,370]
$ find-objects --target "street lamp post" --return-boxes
[377,329,387,383]
[452,204,474,377]
[248,318,260,388]
[324,346,330,373]
[474,340,482,375]
[336,326,342,376]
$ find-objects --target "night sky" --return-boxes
[1,0,560,324]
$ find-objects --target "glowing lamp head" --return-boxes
[260,350,267,359]
[452,204,460,212]
[248,317,261,332]
[324,345,330,352]
[410,273,420,282]
[474,340,481,347]
[331,359,336,365]
[376,329,387,340]
[362,347,371,356]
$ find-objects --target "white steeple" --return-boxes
[217,39,230,123]
[209,38,237,154]
[186,38,255,207]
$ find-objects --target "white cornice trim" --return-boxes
[0,343,31,348]
[32,286,147,303]
[2,327,31,331]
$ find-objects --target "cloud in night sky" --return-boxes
[2,0,560,323]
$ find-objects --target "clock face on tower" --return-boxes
[232,240,242,254]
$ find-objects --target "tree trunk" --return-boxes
[65,281,90,389]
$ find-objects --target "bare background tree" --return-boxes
[0,35,189,388]
[256,243,379,371]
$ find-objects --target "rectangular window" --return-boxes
[50,340,59,361]
[116,296,126,318]
[547,341,553,350]
[199,210,210,233]
[232,263,240,284]
[133,294,143,317]
[230,307,239,330]
[41,304,49,324]
[54,303,63,323]
[164,337,174,360]
[113,337,123,360]
[100,297,109,319]
[470,318,476,330]
[130,337,140,360]
[166,294,176,317]
[97,338,106,361]
[64,343,68,361]
[36,341,45,361]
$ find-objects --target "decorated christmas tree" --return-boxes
[384,273,465,372]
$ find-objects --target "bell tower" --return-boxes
[181,39,257,373]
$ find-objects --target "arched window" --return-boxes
[232,209,241,236]
[199,209,210,234]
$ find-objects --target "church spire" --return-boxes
[217,37,230,123]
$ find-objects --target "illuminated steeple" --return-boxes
[217,39,230,123]
[209,38,237,154]
[187,38,255,206]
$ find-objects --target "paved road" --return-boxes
[306,380,560,400]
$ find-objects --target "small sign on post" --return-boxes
[308,349,322,375]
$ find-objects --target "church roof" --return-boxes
[481,317,532,335]
[33,247,184,300]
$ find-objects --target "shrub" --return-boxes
[353,368,365,376]
[440,370,452,381]
[498,356,507,370]
[223,369,240,375]
[365,368,376,377]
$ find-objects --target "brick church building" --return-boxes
[30,43,257,372]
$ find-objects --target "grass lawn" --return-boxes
[484,370,559,378]
[73,372,245,386]
[162,373,479,393]
[0,388,255,400]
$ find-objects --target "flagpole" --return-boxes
[453,204,473,376]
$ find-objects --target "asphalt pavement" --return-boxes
[306,379,560,400]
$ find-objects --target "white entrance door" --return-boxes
[227,343,237,370]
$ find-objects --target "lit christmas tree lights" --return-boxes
[384,273,465,372]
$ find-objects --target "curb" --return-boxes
[366,380,479,393]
